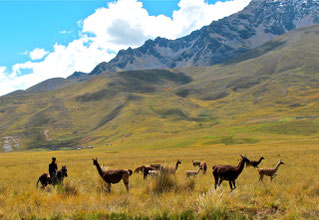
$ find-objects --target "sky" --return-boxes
[0,0,251,96]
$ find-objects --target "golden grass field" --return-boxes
[0,135,319,220]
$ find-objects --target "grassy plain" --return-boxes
[0,133,318,219]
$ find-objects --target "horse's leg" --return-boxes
[41,183,47,190]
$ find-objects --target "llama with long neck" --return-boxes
[93,158,132,192]
[257,159,284,183]
[247,156,265,168]
[185,167,202,178]
[213,155,250,191]
[162,160,181,174]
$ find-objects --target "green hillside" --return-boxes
[0,25,318,151]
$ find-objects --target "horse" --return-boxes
[36,165,68,190]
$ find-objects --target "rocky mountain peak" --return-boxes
[77,0,319,75]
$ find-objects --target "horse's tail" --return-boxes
[128,169,133,176]
[36,178,40,188]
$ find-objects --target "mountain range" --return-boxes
[81,0,319,75]
[0,0,318,151]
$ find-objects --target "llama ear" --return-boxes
[240,155,244,158]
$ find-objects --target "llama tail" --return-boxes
[128,169,133,176]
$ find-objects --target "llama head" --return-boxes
[279,159,285,165]
[261,156,265,160]
[240,155,250,164]
[92,158,98,166]
[177,160,181,165]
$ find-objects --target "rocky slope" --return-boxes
[84,0,319,75]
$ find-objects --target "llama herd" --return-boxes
[37,155,284,192]
[90,155,284,193]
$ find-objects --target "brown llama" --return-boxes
[92,158,132,193]
[212,155,250,191]
[192,161,207,174]
[162,160,181,174]
[134,166,144,174]
[257,159,284,183]
[135,164,162,174]
[247,156,265,168]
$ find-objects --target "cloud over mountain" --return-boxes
[0,0,251,96]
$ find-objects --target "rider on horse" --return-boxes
[49,157,58,185]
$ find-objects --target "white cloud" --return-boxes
[60,30,72,34]
[0,0,252,96]
[29,48,49,60]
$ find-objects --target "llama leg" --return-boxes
[143,170,148,180]
[272,173,277,182]
[214,175,219,189]
[232,180,236,190]
[123,180,129,192]
[218,178,223,186]
[107,183,111,193]
[229,181,233,191]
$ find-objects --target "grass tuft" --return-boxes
[151,173,177,194]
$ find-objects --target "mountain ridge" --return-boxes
[1,24,318,151]
[76,0,319,76]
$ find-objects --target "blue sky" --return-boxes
[0,0,251,95]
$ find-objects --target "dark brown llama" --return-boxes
[247,156,265,168]
[212,155,250,191]
[92,158,132,193]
